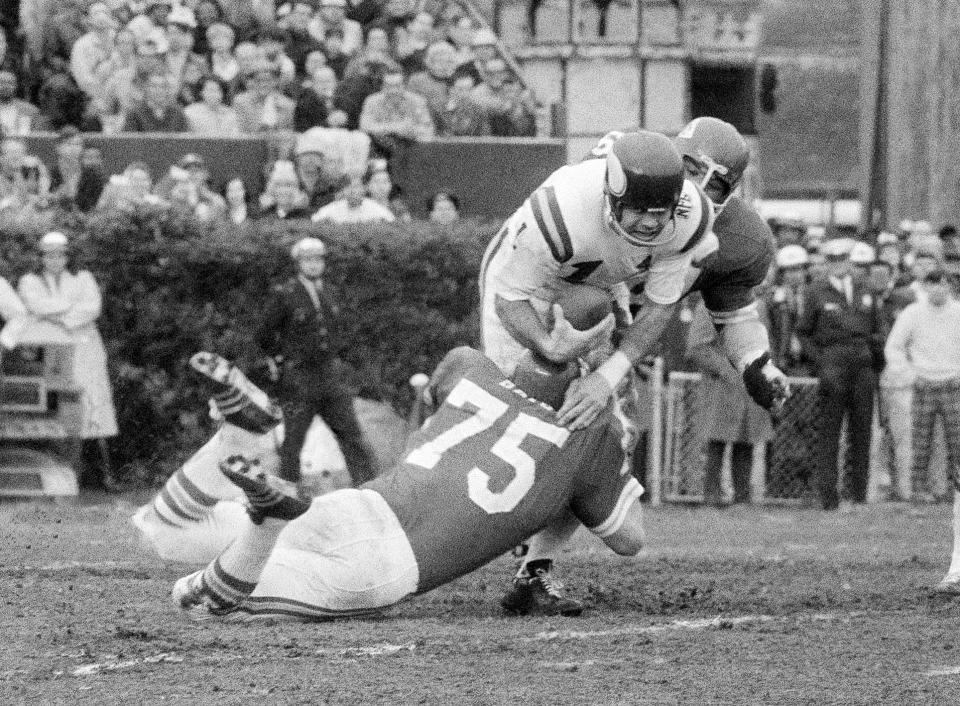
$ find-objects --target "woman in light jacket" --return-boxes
[18,231,119,489]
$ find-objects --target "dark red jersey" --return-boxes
[687,195,775,313]
[367,348,642,594]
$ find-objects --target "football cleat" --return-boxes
[171,570,236,620]
[933,576,960,596]
[500,563,584,617]
[218,455,310,525]
[189,352,283,433]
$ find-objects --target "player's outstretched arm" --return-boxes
[556,298,678,430]
[711,308,790,412]
[496,295,614,364]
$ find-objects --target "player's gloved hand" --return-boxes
[542,304,615,363]
[743,352,790,412]
[556,371,613,430]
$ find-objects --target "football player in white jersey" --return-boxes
[481,130,715,388]
[484,125,789,616]
[479,130,718,615]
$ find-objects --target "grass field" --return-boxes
[3,494,960,705]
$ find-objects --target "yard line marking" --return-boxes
[522,611,872,643]
[333,643,417,658]
[72,653,183,677]
[1,560,157,575]
[522,614,776,642]
[924,666,960,677]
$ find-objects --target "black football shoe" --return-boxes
[219,455,310,525]
[500,560,584,617]
[189,352,283,433]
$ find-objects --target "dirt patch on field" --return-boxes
[3,500,960,704]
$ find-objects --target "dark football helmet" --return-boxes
[603,131,684,247]
[673,117,749,214]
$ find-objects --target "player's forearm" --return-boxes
[595,300,678,389]
[713,310,771,373]
[616,299,679,364]
[495,296,552,357]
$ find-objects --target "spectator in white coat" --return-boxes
[18,231,119,490]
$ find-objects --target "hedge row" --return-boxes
[0,209,497,484]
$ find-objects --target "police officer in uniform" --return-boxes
[796,238,879,509]
[767,244,810,375]
[256,237,376,486]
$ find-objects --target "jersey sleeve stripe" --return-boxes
[588,477,644,538]
[543,186,574,262]
[478,223,510,310]
[680,187,713,254]
[530,187,573,263]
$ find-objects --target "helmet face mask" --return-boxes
[605,201,674,245]
[682,154,736,210]
[603,131,684,247]
[674,117,749,216]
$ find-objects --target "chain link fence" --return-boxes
[658,371,828,504]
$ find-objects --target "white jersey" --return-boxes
[485,159,716,307]
[480,158,717,373]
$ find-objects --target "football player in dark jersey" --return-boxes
[166,345,645,621]
[560,117,786,430]
[500,118,788,616]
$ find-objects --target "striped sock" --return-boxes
[202,518,286,610]
[153,467,219,528]
[199,558,258,612]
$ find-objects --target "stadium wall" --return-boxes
[23,135,567,220]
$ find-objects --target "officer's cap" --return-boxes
[821,238,853,260]
[291,237,326,260]
[775,244,808,269]
[39,231,69,253]
[849,241,876,265]
[876,231,898,246]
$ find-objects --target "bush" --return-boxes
[0,209,497,484]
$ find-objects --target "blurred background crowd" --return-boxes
[673,217,960,510]
[0,0,539,227]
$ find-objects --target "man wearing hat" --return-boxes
[255,237,376,487]
[768,244,809,374]
[796,237,880,509]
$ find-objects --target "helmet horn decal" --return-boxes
[606,153,627,197]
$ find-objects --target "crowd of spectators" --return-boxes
[0,126,472,226]
[0,0,540,225]
[738,218,960,509]
[9,0,537,140]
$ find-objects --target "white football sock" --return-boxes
[519,510,580,576]
[152,430,242,525]
[945,493,960,580]
[201,518,286,607]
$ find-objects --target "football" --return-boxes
[553,284,614,331]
